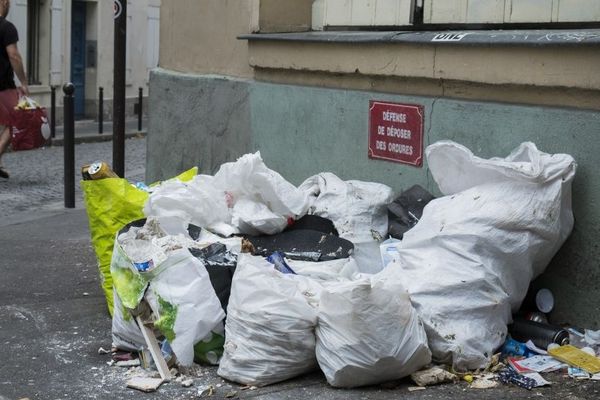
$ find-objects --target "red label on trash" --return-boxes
[368,101,424,167]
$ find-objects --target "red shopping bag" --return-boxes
[0,88,18,126]
[10,106,48,151]
[0,91,49,151]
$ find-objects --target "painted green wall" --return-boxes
[147,70,252,181]
[148,69,600,328]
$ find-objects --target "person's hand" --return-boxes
[17,85,29,97]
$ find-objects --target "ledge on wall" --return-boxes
[239,29,600,110]
[240,28,600,46]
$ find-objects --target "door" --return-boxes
[70,1,86,117]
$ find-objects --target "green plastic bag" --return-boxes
[82,167,197,316]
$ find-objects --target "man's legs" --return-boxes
[0,125,10,178]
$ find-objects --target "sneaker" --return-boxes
[0,166,9,179]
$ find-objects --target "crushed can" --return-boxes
[81,161,118,180]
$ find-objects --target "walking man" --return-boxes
[0,0,29,178]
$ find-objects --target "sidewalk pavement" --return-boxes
[49,117,147,146]
[1,206,598,399]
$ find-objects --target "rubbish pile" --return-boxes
[80,140,599,394]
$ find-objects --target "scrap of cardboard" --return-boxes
[548,345,600,374]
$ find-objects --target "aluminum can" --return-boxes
[82,161,118,180]
[509,318,570,349]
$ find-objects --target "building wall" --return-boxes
[7,0,160,119]
[159,0,258,78]
[150,1,600,328]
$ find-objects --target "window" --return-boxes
[313,0,600,29]
[315,0,417,28]
[146,4,160,78]
[27,0,41,85]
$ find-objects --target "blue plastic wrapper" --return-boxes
[266,251,296,274]
[502,337,535,358]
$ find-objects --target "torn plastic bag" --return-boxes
[389,141,575,371]
[286,214,338,235]
[195,229,243,254]
[244,229,354,261]
[143,174,233,236]
[189,243,237,313]
[387,185,435,239]
[299,173,394,273]
[217,254,320,386]
[231,198,288,236]
[288,257,359,282]
[145,152,310,236]
[111,288,146,352]
[145,251,226,366]
[82,167,197,315]
[315,276,431,388]
[213,152,310,220]
[379,237,401,268]
[110,219,226,366]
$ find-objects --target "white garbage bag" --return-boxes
[217,254,320,386]
[390,141,576,371]
[288,257,359,282]
[147,248,226,366]
[110,220,226,366]
[213,152,309,219]
[299,173,394,273]
[144,152,310,236]
[315,276,431,388]
[144,175,233,236]
[111,289,145,352]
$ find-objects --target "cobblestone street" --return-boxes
[0,138,146,219]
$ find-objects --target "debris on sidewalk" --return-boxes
[470,374,499,389]
[180,378,194,387]
[115,359,141,368]
[198,385,215,396]
[126,377,163,392]
[548,345,600,373]
[410,366,458,387]
[80,143,592,395]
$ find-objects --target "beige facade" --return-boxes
[153,1,600,329]
[160,0,600,111]
[8,0,161,118]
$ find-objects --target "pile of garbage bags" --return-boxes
[84,140,576,388]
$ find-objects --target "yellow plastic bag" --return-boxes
[82,168,197,315]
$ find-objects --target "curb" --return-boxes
[48,131,147,146]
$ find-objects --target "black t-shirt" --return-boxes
[0,17,18,91]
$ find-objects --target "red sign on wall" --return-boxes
[368,101,424,167]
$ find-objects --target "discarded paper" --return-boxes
[410,366,458,387]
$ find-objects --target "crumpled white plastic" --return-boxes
[299,173,394,273]
[110,220,225,366]
[217,254,321,386]
[144,152,310,236]
[315,275,431,387]
[387,141,576,371]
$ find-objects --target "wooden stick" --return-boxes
[135,315,171,381]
